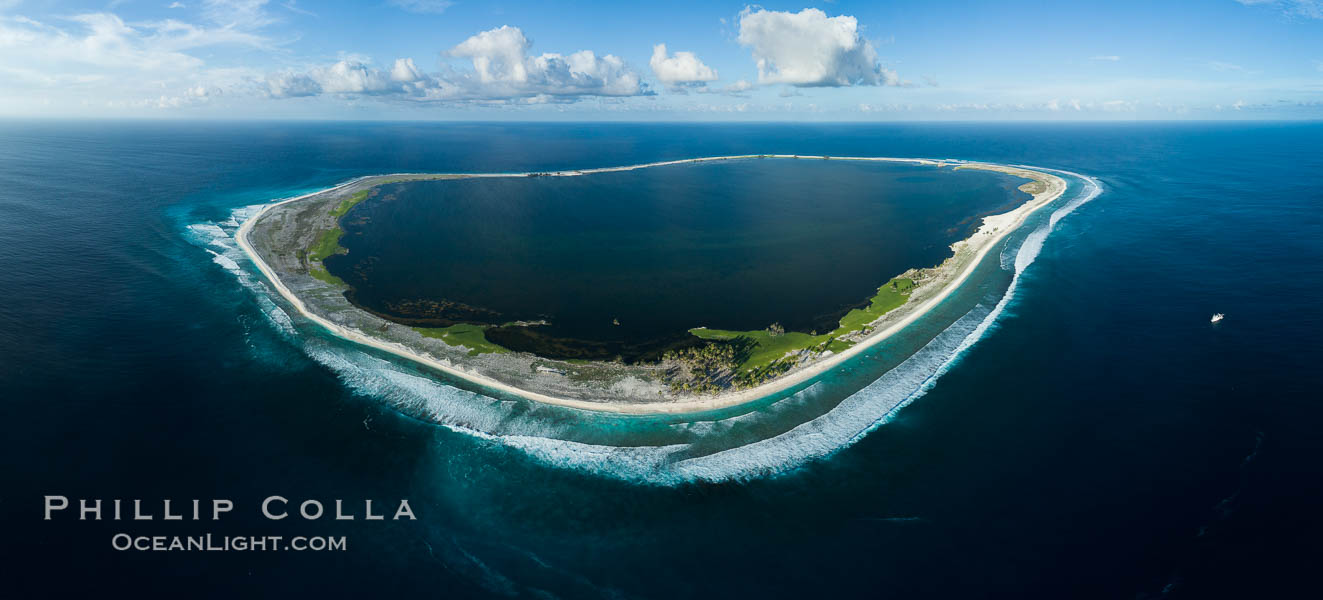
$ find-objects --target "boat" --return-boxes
[1211,313,1225,323]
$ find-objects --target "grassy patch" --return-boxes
[689,276,915,373]
[330,190,370,217]
[832,278,914,336]
[308,266,344,286]
[826,338,856,353]
[414,324,509,356]
[305,190,374,267]
[306,227,345,263]
[690,328,827,373]
[1017,180,1046,195]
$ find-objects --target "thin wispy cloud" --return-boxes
[1091,55,1121,62]
[388,0,454,14]
[0,10,274,111]
[1234,0,1323,19]
[1207,60,1256,73]
[203,0,278,30]
[281,1,316,18]
[698,79,753,96]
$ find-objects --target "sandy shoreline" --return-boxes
[236,156,1067,415]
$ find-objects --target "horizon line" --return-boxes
[3,116,1322,125]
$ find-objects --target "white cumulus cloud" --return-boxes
[736,8,899,87]
[443,25,647,100]
[264,71,320,97]
[314,59,395,94]
[266,59,421,97]
[390,57,424,82]
[449,25,532,84]
[649,43,717,89]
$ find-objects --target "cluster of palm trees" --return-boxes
[661,333,807,394]
[662,343,740,394]
[733,357,794,390]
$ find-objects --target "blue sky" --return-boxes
[1,0,1320,119]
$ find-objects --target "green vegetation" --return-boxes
[308,266,344,286]
[690,328,825,373]
[330,190,370,217]
[687,276,917,380]
[304,190,372,269]
[306,227,345,263]
[413,323,509,356]
[835,277,914,333]
[733,356,795,389]
[306,179,467,274]
[661,343,740,394]
[818,337,856,354]
[1018,180,1047,195]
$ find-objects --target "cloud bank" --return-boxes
[0,9,272,111]
[265,25,650,103]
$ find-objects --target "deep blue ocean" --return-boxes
[1,121,1320,598]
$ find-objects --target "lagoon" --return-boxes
[325,158,1031,361]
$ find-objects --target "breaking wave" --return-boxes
[186,209,296,336]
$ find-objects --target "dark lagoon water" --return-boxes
[2,121,1321,598]
[328,160,1029,359]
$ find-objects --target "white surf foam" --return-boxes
[188,204,298,335]
[204,248,241,274]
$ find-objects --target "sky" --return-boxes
[1,0,1321,120]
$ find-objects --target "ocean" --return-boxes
[1,121,1320,598]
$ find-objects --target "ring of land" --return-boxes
[237,156,1067,415]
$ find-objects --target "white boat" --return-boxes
[1211,313,1225,323]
